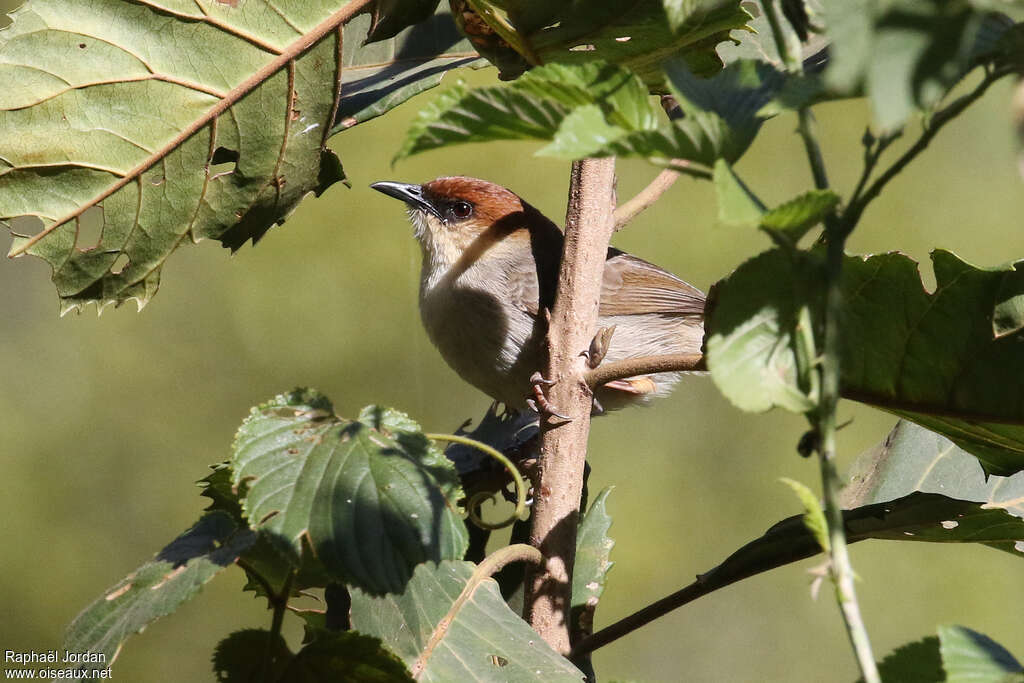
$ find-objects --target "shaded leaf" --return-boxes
[351,560,584,682]
[707,248,1024,476]
[1,0,358,312]
[65,512,256,680]
[457,0,751,85]
[939,625,1024,683]
[212,629,292,683]
[231,390,467,594]
[335,8,485,132]
[667,493,1024,626]
[871,637,944,683]
[821,2,1021,131]
[363,0,442,43]
[282,631,414,682]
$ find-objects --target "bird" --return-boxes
[371,176,705,413]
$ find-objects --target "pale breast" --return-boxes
[419,280,543,407]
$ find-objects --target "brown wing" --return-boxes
[599,249,705,317]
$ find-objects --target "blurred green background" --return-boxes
[3,5,1024,680]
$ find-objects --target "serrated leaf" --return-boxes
[282,631,415,682]
[231,389,467,594]
[707,248,1024,476]
[457,0,750,85]
[0,0,367,312]
[871,637,944,683]
[212,629,292,683]
[759,189,840,245]
[400,58,783,165]
[778,478,829,553]
[573,488,615,611]
[351,560,584,682]
[939,625,1024,683]
[843,421,1024,554]
[65,511,256,681]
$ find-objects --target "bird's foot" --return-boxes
[581,325,616,369]
[526,371,572,421]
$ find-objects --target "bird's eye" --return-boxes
[450,201,473,220]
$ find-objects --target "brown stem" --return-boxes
[586,353,705,388]
[525,158,617,654]
[613,167,681,230]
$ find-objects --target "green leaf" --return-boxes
[707,248,1024,476]
[65,511,256,680]
[843,421,1024,552]
[705,249,821,413]
[458,0,750,85]
[212,629,292,683]
[871,637,944,683]
[281,631,415,682]
[939,625,1024,683]
[759,190,840,245]
[351,560,584,682]
[778,478,829,553]
[400,58,783,165]
[231,390,467,594]
[335,8,485,132]
[713,158,766,225]
[669,492,1024,621]
[0,0,360,312]
[363,0,442,43]
[573,487,615,615]
[821,2,1021,131]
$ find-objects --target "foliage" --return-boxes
[1,0,1021,680]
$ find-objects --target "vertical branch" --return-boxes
[525,157,617,654]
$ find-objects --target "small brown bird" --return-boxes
[371,176,705,412]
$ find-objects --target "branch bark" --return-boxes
[612,167,680,230]
[524,157,617,654]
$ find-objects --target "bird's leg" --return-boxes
[526,371,572,421]
[582,325,616,369]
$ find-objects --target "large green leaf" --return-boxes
[940,625,1024,683]
[455,0,750,85]
[0,0,371,312]
[231,390,467,594]
[707,248,1024,476]
[399,58,783,165]
[65,511,256,681]
[821,2,1024,131]
[351,560,584,682]
[1,0,482,313]
[844,421,1024,543]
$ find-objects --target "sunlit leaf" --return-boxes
[231,389,467,594]
[707,248,1024,475]
[0,0,369,312]
[351,560,584,682]
[940,625,1024,683]
[65,512,256,680]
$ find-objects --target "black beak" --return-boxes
[370,181,442,218]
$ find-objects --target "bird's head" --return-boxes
[371,176,543,271]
